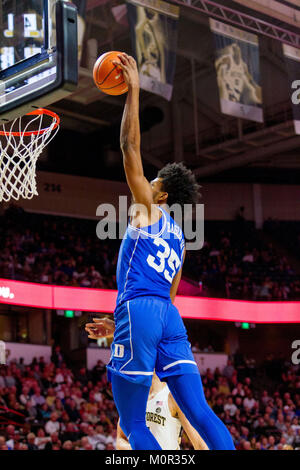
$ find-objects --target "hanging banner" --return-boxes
[126,0,180,100]
[283,44,300,135]
[210,18,263,122]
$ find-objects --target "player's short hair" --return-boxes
[158,162,200,209]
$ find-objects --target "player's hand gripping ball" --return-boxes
[93,51,128,96]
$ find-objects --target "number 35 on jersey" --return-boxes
[146,238,182,283]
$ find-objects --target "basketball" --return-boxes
[93,51,128,96]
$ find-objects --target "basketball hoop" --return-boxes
[0,109,60,202]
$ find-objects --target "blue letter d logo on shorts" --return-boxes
[114,344,125,358]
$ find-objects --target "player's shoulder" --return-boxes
[161,209,183,232]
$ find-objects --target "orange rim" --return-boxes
[0,108,60,137]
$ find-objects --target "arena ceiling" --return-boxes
[44,0,300,183]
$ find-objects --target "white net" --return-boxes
[0,110,60,202]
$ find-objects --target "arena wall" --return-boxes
[86,347,228,373]
[5,342,52,365]
[1,171,299,222]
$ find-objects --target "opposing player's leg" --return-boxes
[111,374,161,450]
[165,373,235,450]
[156,302,235,450]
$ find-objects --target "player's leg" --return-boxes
[156,302,235,450]
[111,374,161,450]
[107,298,165,450]
[165,373,235,450]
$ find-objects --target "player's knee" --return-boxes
[184,400,215,430]
[120,417,147,439]
[127,422,150,445]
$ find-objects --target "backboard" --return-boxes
[0,0,78,124]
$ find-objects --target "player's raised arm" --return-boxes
[113,53,153,209]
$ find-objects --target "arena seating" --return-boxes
[0,350,299,450]
[1,207,299,300]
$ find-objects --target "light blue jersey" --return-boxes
[116,207,185,307]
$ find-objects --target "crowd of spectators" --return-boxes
[0,348,118,451]
[0,207,118,290]
[264,219,300,261]
[184,220,300,300]
[0,206,299,300]
[0,347,299,451]
[198,357,300,451]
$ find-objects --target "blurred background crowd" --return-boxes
[1,207,300,301]
[0,346,299,451]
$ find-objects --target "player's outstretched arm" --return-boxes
[114,53,153,210]
[116,419,132,450]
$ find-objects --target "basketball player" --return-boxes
[215,42,262,105]
[85,319,208,450]
[118,373,208,450]
[90,52,235,450]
